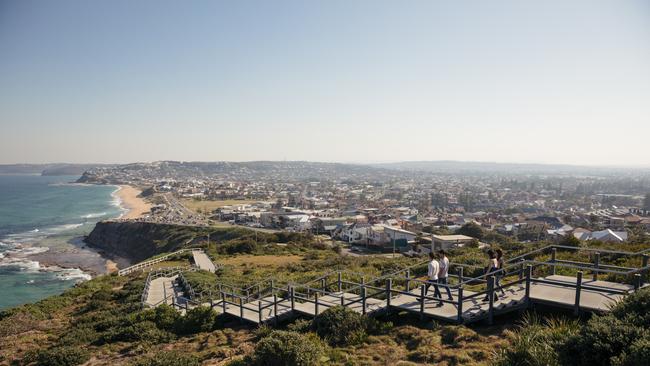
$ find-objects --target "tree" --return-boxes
[560,235,581,247]
[458,222,484,240]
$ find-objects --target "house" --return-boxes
[366,224,416,249]
[339,223,371,244]
[431,234,476,250]
[591,229,628,243]
[573,228,628,243]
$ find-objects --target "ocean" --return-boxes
[0,175,124,310]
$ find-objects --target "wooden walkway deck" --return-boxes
[141,245,650,326]
[144,275,180,307]
[192,250,217,273]
[206,275,637,325]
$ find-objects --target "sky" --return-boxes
[1,0,649,166]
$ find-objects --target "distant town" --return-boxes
[75,161,650,254]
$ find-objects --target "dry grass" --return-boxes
[220,255,303,267]
[180,199,257,213]
[149,260,191,269]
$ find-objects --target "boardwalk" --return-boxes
[207,274,638,325]
[139,245,650,327]
[143,275,179,307]
[192,250,217,272]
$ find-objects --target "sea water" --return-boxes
[0,175,123,310]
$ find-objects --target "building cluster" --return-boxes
[82,161,650,251]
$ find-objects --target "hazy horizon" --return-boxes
[2,159,650,170]
[1,1,649,166]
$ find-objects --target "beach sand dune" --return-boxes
[115,185,152,219]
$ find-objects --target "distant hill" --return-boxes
[371,161,649,175]
[0,164,106,176]
[76,160,393,184]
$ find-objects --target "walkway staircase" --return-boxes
[139,245,650,326]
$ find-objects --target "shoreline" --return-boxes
[113,185,152,219]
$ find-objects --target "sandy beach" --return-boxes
[115,185,152,219]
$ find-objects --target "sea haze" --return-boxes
[0,175,123,310]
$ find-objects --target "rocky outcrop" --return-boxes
[84,221,194,263]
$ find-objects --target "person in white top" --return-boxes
[424,252,443,307]
[437,250,454,301]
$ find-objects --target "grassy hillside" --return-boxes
[3,225,650,366]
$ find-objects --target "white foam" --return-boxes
[0,259,91,282]
[56,268,92,281]
[81,212,107,219]
[6,223,84,242]
[0,258,41,272]
[17,246,50,255]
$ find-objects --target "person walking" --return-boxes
[482,249,500,302]
[495,248,506,296]
[437,249,454,302]
[424,251,443,306]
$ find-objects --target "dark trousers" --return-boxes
[437,277,453,300]
[424,280,442,300]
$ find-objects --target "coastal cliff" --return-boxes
[84,221,197,263]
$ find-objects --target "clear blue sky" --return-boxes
[1,0,649,165]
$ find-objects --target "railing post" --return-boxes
[340,293,345,306]
[487,276,495,325]
[574,271,583,315]
[337,272,342,292]
[315,292,319,316]
[361,283,367,315]
[258,301,263,324]
[458,267,464,284]
[642,255,649,286]
[551,248,557,276]
[386,278,392,307]
[221,292,226,314]
[634,274,641,291]
[289,286,295,311]
[457,286,464,324]
[419,284,425,319]
[406,269,411,292]
[239,297,244,324]
[525,265,532,307]
[271,279,275,296]
[320,278,326,291]
[273,294,279,326]
[593,252,600,281]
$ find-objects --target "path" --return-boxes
[144,275,180,307]
[192,250,217,272]
[138,244,650,327]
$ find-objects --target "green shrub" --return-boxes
[287,318,312,333]
[33,346,90,366]
[611,288,650,327]
[173,306,219,335]
[366,317,393,335]
[560,315,646,366]
[613,335,650,366]
[250,330,325,366]
[254,324,273,340]
[101,320,174,344]
[312,306,366,346]
[56,325,99,346]
[136,304,180,332]
[494,314,579,366]
[131,351,200,366]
